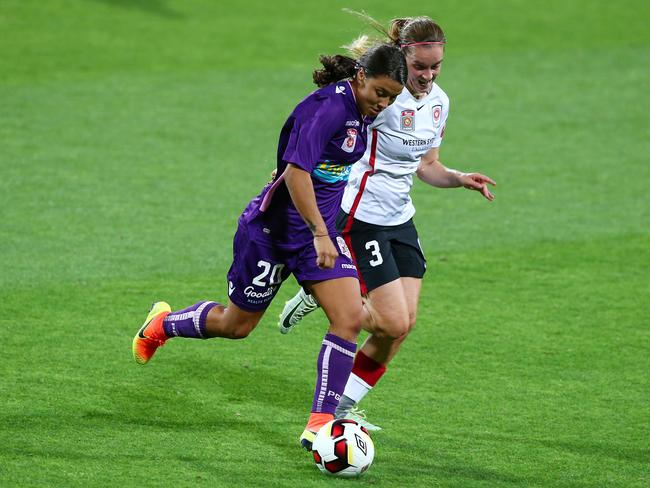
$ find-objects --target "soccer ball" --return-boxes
[311,419,375,477]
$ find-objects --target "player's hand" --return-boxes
[459,173,496,201]
[313,235,339,269]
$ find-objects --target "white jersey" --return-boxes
[340,82,449,226]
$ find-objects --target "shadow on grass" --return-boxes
[87,0,184,19]
[119,353,313,414]
[92,355,315,455]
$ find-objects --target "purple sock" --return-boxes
[311,333,357,415]
[162,301,219,339]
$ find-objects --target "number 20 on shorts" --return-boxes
[252,260,285,287]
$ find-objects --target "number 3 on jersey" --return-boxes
[365,240,383,267]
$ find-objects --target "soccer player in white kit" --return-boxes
[279,14,496,430]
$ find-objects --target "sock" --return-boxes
[311,332,357,416]
[334,395,357,419]
[353,350,387,387]
[162,301,219,339]
[338,350,387,411]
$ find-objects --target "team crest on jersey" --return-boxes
[336,236,352,259]
[432,105,442,127]
[341,128,357,153]
[400,110,415,132]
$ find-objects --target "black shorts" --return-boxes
[336,210,427,294]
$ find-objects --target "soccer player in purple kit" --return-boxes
[132,44,407,450]
[279,13,497,431]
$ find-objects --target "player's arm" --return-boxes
[284,164,339,269]
[416,147,496,201]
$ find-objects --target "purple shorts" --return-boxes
[226,218,359,312]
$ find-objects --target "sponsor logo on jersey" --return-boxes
[402,137,436,147]
[335,85,346,94]
[400,109,415,132]
[432,104,442,127]
[312,161,353,183]
[336,236,352,259]
[345,120,360,127]
[341,128,358,153]
[228,281,235,296]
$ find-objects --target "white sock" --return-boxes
[342,373,372,403]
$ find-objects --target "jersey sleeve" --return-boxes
[281,96,343,173]
[431,95,450,148]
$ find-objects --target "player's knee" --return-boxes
[329,309,364,341]
[373,313,409,340]
[339,317,364,338]
[389,321,410,340]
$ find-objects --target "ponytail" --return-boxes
[387,18,410,44]
[343,9,446,53]
[312,55,357,87]
[342,35,374,59]
[312,44,406,88]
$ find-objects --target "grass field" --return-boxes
[1,1,649,486]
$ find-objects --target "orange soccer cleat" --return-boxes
[132,301,172,365]
[300,412,334,451]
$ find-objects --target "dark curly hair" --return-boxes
[313,43,406,87]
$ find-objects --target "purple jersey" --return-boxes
[240,81,373,249]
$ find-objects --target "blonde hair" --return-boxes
[342,9,446,57]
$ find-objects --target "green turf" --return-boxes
[1,1,649,486]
